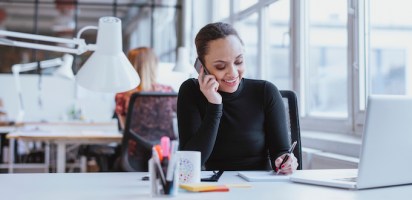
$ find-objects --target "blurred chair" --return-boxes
[279,90,302,170]
[120,92,178,172]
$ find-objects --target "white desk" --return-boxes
[0,125,18,169]
[0,171,411,200]
[6,122,121,173]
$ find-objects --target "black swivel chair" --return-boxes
[279,90,302,170]
[120,92,178,172]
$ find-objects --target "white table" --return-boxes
[6,122,122,173]
[0,125,18,169]
[0,171,411,200]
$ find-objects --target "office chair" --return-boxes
[120,92,178,172]
[279,90,302,170]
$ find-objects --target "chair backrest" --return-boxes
[120,92,178,172]
[279,90,302,170]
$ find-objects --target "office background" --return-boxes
[0,0,411,170]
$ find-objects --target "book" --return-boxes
[238,171,290,182]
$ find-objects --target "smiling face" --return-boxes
[203,35,245,93]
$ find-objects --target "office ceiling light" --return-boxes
[54,54,75,79]
[173,46,193,73]
[0,16,140,93]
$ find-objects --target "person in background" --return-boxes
[177,22,298,174]
[115,47,173,129]
[106,47,174,171]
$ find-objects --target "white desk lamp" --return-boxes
[173,46,193,73]
[11,54,74,122]
[0,16,140,93]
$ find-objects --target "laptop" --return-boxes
[290,95,412,189]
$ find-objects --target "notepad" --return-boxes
[238,171,290,182]
[179,183,229,192]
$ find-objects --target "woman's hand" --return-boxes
[199,66,222,104]
[275,153,298,175]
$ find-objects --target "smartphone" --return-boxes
[201,170,224,182]
[194,58,210,75]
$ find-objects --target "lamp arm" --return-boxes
[0,16,138,93]
[0,29,96,54]
[12,68,24,122]
[11,55,73,123]
[12,58,63,73]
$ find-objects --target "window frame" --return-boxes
[200,0,377,135]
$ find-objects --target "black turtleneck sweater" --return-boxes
[177,78,290,171]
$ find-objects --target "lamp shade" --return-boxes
[173,46,193,73]
[53,54,74,79]
[76,17,140,93]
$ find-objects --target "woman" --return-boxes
[115,47,173,129]
[112,47,175,171]
[177,22,298,174]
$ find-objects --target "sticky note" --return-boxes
[179,183,229,192]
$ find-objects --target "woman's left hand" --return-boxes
[274,153,298,175]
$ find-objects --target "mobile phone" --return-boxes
[194,58,210,75]
[201,170,224,182]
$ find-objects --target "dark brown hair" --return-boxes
[195,22,244,65]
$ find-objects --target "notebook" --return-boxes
[238,171,290,182]
[290,95,412,189]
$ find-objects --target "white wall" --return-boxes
[0,63,189,122]
[0,74,114,122]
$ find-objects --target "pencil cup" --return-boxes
[149,158,179,197]
[177,151,201,184]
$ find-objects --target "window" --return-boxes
[236,0,258,12]
[192,0,412,135]
[266,0,291,90]
[235,13,259,79]
[304,0,348,118]
[366,0,412,99]
[212,0,230,21]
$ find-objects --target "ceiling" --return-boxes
[0,0,164,35]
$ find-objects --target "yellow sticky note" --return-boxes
[179,183,229,192]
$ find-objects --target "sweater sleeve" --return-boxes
[263,82,291,170]
[177,79,223,165]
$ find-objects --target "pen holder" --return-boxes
[149,158,179,197]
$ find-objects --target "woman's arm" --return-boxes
[263,82,291,170]
[177,79,223,165]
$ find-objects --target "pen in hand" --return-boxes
[276,141,297,175]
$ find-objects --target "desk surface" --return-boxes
[0,171,411,200]
[6,130,122,142]
[4,122,121,173]
[6,121,121,142]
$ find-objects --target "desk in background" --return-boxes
[6,121,121,173]
[0,171,411,200]
[0,125,18,169]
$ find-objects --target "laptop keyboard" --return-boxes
[335,177,357,182]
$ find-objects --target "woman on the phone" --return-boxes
[177,22,298,174]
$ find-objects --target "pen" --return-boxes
[165,140,179,194]
[152,148,166,185]
[160,136,170,176]
[154,145,163,162]
[161,136,170,160]
[166,140,179,181]
[276,141,297,175]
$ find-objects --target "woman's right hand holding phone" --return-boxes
[199,66,222,104]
